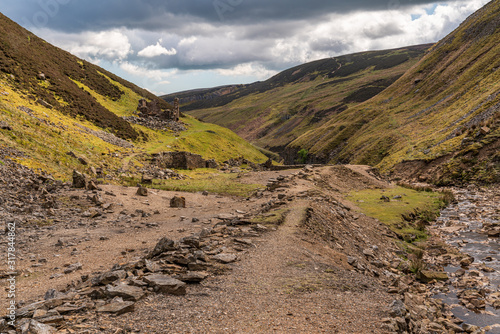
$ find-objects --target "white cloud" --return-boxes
[36,28,133,61]
[178,36,198,46]
[119,61,176,80]
[138,40,177,57]
[217,63,278,79]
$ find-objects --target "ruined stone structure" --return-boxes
[137,97,180,122]
[152,151,215,170]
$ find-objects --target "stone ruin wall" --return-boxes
[137,97,180,122]
[152,151,218,170]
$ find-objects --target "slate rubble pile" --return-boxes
[122,116,186,133]
[0,147,67,231]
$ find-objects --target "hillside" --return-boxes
[167,45,430,153]
[288,0,500,184]
[0,12,267,180]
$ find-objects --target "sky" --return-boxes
[0,0,491,95]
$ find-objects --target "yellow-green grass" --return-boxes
[133,115,268,163]
[0,59,266,183]
[73,74,269,164]
[0,81,129,180]
[347,186,444,242]
[123,170,263,197]
[249,208,290,226]
[71,74,144,117]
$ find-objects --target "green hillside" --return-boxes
[289,0,500,184]
[0,12,267,180]
[176,45,430,154]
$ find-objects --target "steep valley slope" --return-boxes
[165,45,430,155]
[173,0,500,185]
[289,0,500,185]
[0,12,268,182]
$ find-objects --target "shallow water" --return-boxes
[433,189,500,333]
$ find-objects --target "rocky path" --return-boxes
[83,198,393,334]
[3,160,496,333]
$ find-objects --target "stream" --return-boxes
[432,187,500,333]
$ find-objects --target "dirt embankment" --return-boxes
[0,160,467,333]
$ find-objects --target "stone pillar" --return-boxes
[173,98,180,122]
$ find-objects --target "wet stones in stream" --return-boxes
[430,187,500,332]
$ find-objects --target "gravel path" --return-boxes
[106,200,392,333]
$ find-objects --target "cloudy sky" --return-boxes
[0,0,490,95]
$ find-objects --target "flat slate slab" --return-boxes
[417,270,449,283]
[143,274,187,295]
[106,283,145,301]
[97,301,135,315]
[175,271,209,283]
[213,253,237,264]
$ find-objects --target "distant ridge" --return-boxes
[170,44,431,154]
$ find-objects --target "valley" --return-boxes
[0,1,499,333]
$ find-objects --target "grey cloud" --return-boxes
[309,38,351,53]
[363,22,404,39]
[1,0,466,32]
[0,0,486,89]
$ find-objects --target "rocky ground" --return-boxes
[0,151,498,333]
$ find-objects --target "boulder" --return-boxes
[416,270,448,283]
[143,274,186,295]
[460,256,474,267]
[141,175,154,185]
[72,170,87,189]
[213,253,237,264]
[0,121,12,130]
[170,196,186,208]
[389,299,407,317]
[206,159,219,169]
[136,186,148,197]
[20,319,57,334]
[180,235,200,248]
[63,262,82,274]
[174,271,209,283]
[95,270,127,285]
[87,180,99,191]
[17,301,46,318]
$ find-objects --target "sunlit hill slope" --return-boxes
[289,0,499,184]
[0,12,267,180]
